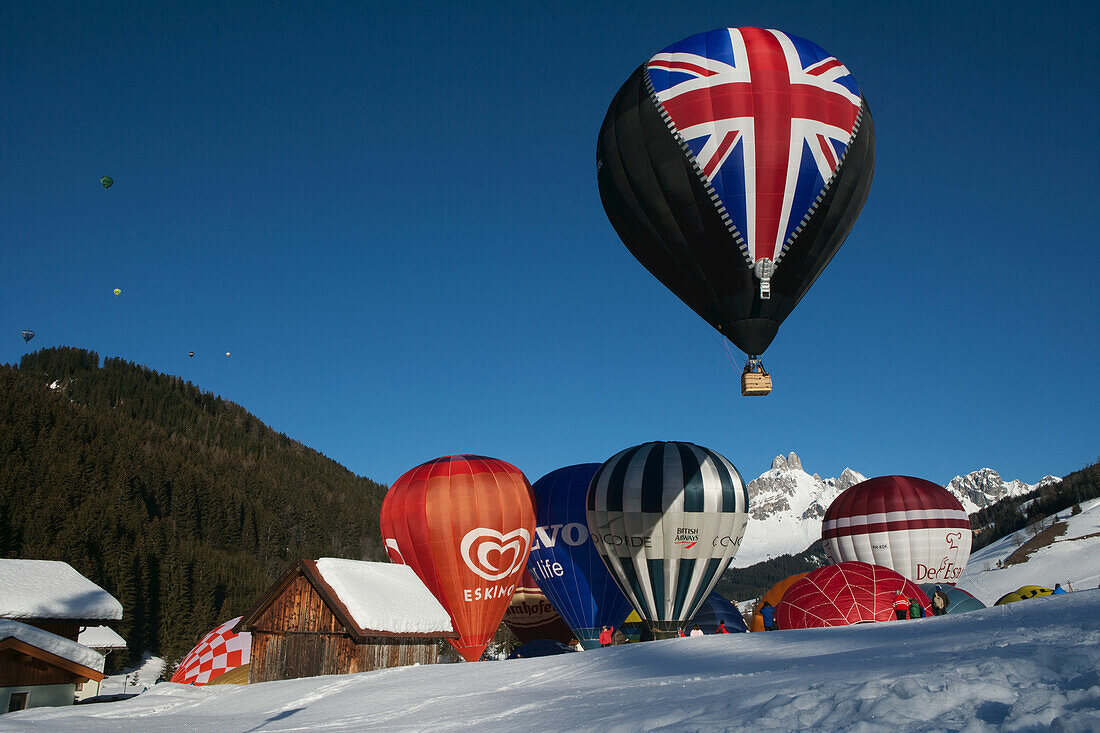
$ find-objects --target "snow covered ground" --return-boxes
[960,498,1100,605]
[5,501,1098,731]
[6,599,1100,730]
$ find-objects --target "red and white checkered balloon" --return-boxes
[170,617,250,685]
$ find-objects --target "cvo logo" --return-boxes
[460,527,531,581]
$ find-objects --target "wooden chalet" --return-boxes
[0,559,122,711]
[236,559,456,683]
[0,621,105,713]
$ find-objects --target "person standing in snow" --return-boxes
[689,624,704,637]
[931,586,950,616]
[893,591,910,620]
[599,625,613,647]
[717,621,729,634]
[677,627,686,638]
[1053,583,1067,594]
[908,598,924,619]
[760,602,777,631]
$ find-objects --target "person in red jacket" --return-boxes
[717,621,729,634]
[893,591,910,620]
[599,625,613,647]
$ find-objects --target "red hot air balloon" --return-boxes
[821,476,973,585]
[379,455,536,662]
[776,561,931,629]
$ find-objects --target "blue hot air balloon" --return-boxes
[21,330,35,343]
[527,464,634,650]
[686,591,749,634]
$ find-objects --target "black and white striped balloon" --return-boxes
[586,441,749,636]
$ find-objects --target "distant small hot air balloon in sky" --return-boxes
[113,288,121,296]
[100,176,114,190]
[225,351,231,357]
[21,330,35,343]
[188,352,195,358]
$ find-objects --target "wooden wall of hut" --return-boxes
[247,574,441,683]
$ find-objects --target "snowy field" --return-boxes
[3,595,1099,730]
[4,501,1099,732]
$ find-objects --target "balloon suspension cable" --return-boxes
[710,330,745,372]
[744,355,768,375]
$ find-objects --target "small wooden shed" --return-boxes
[236,558,455,683]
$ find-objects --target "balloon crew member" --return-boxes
[689,624,704,637]
[1053,583,1067,594]
[717,621,729,634]
[893,592,910,620]
[908,598,924,619]
[931,586,950,616]
[598,625,613,647]
[760,602,777,631]
[677,627,686,638]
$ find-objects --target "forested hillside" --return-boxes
[0,347,388,669]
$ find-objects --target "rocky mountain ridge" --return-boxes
[734,452,1060,567]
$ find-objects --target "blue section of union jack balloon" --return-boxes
[646,28,863,265]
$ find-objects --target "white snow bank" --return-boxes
[5,590,1100,731]
[314,558,452,634]
[78,625,127,650]
[0,619,104,673]
[0,559,122,620]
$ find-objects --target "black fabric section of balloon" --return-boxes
[596,65,877,356]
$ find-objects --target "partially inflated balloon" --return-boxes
[822,476,972,584]
[776,561,931,629]
[527,464,633,649]
[380,455,536,662]
[587,441,749,637]
[597,28,875,357]
[502,569,575,645]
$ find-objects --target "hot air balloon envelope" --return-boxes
[597,27,875,358]
[822,476,972,584]
[380,455,536,662]
[527,464,633,649]
[503,570,575,645]
[113,288,121,296]
[587,441,749,637]
[100,176,113,189]
[169,617,250,685]
[21,330,34,343]
[687,591,748,633]
[750,572,808,631]
[918,583,986,614]
[776,562,931,629]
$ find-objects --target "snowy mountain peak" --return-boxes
[945,469,1061,514]
[736,455,865,567]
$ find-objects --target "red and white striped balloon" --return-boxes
[821,476,972,584]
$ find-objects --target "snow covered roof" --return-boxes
[312,558,454,636]
[0,619,105,674]
[238,558,454,642]
[78,625,128,650]
[0,559,123,621]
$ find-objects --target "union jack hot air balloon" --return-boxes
[597,28,875,393]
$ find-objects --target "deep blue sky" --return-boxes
[2,1,1096,487]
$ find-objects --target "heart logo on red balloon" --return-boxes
[460,528,530,581]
